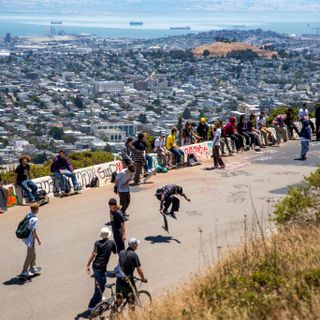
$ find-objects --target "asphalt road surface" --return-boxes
[1,140,320,320]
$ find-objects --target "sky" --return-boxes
[0,0,320,18]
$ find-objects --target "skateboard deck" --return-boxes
[161,212,169,233]
[60,191,81,198]
[18,272,41,281]
[142,171,156,184]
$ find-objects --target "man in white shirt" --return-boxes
[256,111,275,145]
[154,133,172,168]
[212,123,225,169]
[21,202,42,277]
[299,103,315,133]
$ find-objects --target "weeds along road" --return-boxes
[1,140,320,320]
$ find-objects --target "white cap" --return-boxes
[128,238,141,246]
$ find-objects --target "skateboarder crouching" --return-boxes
[156,184,191,219]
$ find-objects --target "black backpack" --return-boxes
[111,172,117,183]
[16,215,31,239]
[35,190,47,201]
[86,177,100,188]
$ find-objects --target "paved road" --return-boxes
[1,141,319,320]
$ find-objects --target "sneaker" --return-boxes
[88,307,95,312]
[21,270,34,277]
[60,191,65,196]
[219,165,226,169]
[74,186,82,191]
[294,157,306,161]
[30,267,41,274]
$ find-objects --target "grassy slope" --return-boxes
[121,168,320,320]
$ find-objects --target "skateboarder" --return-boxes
[156,184,191,219]
[86,227,117,311]
[20,202,42,277]
[108,198,126,254]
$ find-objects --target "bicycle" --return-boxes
[90,272,152,320]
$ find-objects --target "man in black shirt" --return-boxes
[86,227,117,311]
[315,103,320,141]
[116,238,147,303]
[108,198,126,254]
[15,155,38,203]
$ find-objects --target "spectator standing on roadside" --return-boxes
[182,122,201,146]
[285,108,300,140]
[108,198,126,254]
[131,133,146,185]
[299,103,315,133]
[15,155,38,203]
[86,227,117,312]
[166,127,184,164]
[197,118,209,141]
[315,104,320,141]
[20,203,42,277]
[114,164,135,218]
[295,120,312,161]
[121,137,134,166]
[212,122,225,169]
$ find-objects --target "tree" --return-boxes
[203,50,210,58]
[138,113,147,123]
[182,107,192,119]
[199,109,206,119]
[49,127,64,140]
[32,153,48,164]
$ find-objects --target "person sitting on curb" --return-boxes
[156,184,191,219]
[0,176,7,214]
[247,114,264,148]
[116,238,147,305]
[154,133,172,169]
[143,133,154,174]
[256,111,276,146]
[20,202,42,277]
[15,155,38,203]
[224,116,244,152]
[295,120,312,161]
[272,114,288,144]
[197,117,209,141]
[121,137,134,167]
[166,127,184,164]
[86,227,117,312]
[114,164,136,218]
[108,198,126,254]
[50,149,81,195]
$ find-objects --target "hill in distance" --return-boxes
[193,41,278,59]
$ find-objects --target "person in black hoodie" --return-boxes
[197,118,209,141]
[131,133,146,185]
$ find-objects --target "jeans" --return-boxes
[170,148,184,164]
[88,269,107,309]
[144,154,153,171]
[20,180,37,202]
[119,192,130,214]
[273,125,287,144]
[133,162,143,184]
[213,146,225,168]
[164,196,180,213]
[301,140,309,159]
[54,170,79,191]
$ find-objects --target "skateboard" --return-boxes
[18,271,41,282]
[142,171,156,184]
[60,190,81,198]
[161,212,169,233]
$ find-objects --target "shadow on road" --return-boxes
[3,277,26,286]
[74,310,91,319]
[270,182,304,195]
[145,235,181,244]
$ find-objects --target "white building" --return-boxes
[94,81,125,94]
[91,122,137,138]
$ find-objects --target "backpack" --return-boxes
[65,179,72,193]
[86,176,99,188]
[35,190,47,201]
[16,215,31,239]
[111,171,117,183]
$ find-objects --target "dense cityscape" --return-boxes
[1,28,320,165]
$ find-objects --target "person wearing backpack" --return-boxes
[116,238,147,304]
[20,202,42,277]
[86,227,117,311]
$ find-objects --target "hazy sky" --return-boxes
[1,0,320,17]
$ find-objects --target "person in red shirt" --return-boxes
[224,116,244,152]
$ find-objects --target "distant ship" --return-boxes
[169,26,191,30]
[129,21,143,26]
[51,21,62,25]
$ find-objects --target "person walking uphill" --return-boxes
[86,227,117,312]
[295,120,312,161]
[108,198,126,254]
[15,155,38,203]
[20,202,42,277]
[50,149,81,195]
[114,164,136,218]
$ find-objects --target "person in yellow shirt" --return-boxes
[166,127,184,164]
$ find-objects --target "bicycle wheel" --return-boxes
[136,290,152,308]
[90,301,112,320]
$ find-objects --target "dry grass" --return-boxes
[121,226,320,320]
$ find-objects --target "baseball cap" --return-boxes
[128,238,141,246]
[161,132,166,137]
